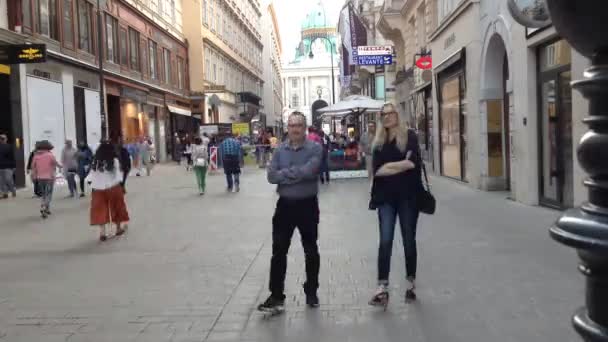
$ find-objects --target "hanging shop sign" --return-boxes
[357,45,394,56]
[232,123,250,136]
[415,56,433,70]
[0,44,47,64]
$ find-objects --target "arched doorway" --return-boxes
[311,99,328,129]
[482,34,511,191]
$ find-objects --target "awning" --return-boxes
[167,104,192,117]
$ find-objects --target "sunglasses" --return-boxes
[380,111,397,117]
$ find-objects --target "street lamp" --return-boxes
[308,37,336,105]
[508,1,608,340]
[96,0,108,140]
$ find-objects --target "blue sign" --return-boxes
[357,55,393,65]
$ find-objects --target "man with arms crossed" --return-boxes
[258,112,323,313]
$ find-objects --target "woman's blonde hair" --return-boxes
[372,102,409,153]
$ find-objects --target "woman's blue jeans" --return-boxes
[377,198,419,285]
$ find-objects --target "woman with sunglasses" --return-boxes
[368,102,424,307]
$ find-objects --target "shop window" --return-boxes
[177,56,184,89]
[149,40,158,80]
[292,94,299,107]
[163,49,171,84]
[202,0,208,26]
[77,0,93,53]
[119,27,128,66]
[62,0,74,48]
[36,0,59,39]
[129,28,140,71]
[105,15,119,63]
[23,0,33,32]
[439,74,462,180]
[205,58,210,80]
[438,0,457,23]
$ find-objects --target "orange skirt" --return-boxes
[90,185,130,225]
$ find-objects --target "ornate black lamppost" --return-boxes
[508,1,608,340]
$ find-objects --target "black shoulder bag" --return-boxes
[417,161,436,215]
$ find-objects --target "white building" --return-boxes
[261,1,284,134]
[281,1,340,128]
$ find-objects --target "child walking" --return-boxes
[30,140,60,218]
[88,141,130,241]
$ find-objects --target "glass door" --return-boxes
[539,71,573,207]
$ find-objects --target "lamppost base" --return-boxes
[550,208,608,342]
[573,307,608,342]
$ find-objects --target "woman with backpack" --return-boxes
[368,102,424,307]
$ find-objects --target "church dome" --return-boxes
[301,2,331,31]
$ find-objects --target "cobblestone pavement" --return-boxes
[0,165,582,341]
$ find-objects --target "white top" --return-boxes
[184,144,193,154]
[191,145,208,161]
[86,158,123,190]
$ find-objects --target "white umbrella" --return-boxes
[318,95,385,117]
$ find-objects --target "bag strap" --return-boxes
[410,129,431,193]
[421,160,431,193]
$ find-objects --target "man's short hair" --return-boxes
[288,111,307,125]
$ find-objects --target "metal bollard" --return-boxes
[540,1,608,340]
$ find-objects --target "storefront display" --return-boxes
[538,39,573,208]
[438,68,467,182]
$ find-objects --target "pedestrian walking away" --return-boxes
[258,111,323,314]
[30,140,60,218]
[61,140,79,198]
[368,102,424,307]
[0,134,17,199]
[220,134,242,192]
[191,137,208,195]
[183,139,193,171]
[88,141,130,241]
[116,138,131,192]
[76,142,93,197]
[26,142,42,197]
[138,137,152,176]
[318,130,331,185]
[360,121,377,181]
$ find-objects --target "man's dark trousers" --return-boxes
[269,196,320,300]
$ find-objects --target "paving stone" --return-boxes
[0,165,584,341]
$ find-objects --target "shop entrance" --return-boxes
[538,40,573,208]
[482,34,511,191]
[107,95,122,142]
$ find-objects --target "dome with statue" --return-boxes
[290,1,339,66]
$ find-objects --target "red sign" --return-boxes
[415,56,432,70]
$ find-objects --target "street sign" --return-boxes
[357,45,393,56]
[357,55,393,65]
[0,44,46,64]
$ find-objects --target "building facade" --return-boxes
[281,1,340,128]
[0,0,190,185]
[260,1,283,135]
[184,0,264,127]
[368,0,590,209]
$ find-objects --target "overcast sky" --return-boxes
[272,0,344,64]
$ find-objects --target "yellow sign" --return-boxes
[18,48,44,61]
[0,64,9,75]
[232,123,250,136]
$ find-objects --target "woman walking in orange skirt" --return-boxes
[88,141,130,241]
